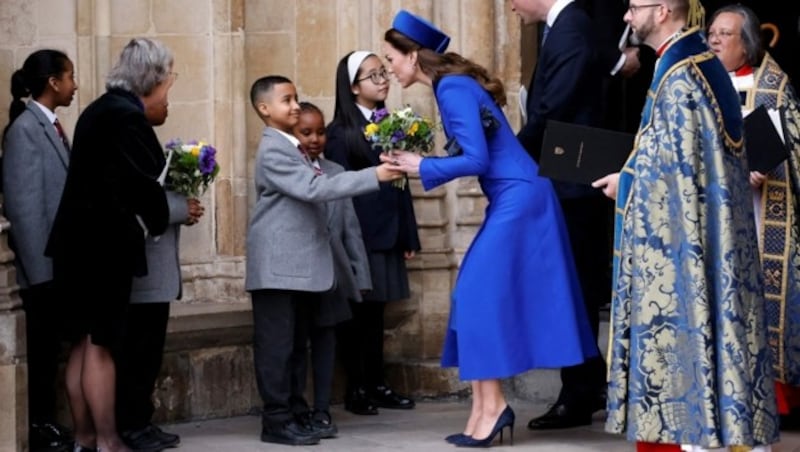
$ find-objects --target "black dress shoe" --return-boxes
[121,424,180,451]
[261,419,320,446]
[592,392,607,413]
[307,410,338,439]
[368,385,415,410]
[527,403,592,430]
[344,388,379,415]
[30,422,74,451]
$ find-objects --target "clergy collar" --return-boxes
[655,29,684,57]
[733,64,754,76]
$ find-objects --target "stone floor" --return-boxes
[166,401,800,451]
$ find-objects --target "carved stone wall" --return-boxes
[0,216,25,451]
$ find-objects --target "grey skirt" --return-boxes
[363,249,410,302]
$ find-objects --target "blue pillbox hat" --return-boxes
[392,9,450,53]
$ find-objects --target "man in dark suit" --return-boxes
[511,0,611,430]
[575,0,647,133]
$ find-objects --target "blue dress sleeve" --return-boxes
[420,78,490,190]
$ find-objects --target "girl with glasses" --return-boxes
[325,51,421,416]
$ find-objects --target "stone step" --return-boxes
[385,316,611,404]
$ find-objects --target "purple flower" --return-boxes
[391,129,406,143]
[373,108,389,123]
[199,145,217,175]
[165,138,180,149]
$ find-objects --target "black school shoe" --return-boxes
[344,387,379,415]
[368,385,415,410]
[260,419,320,446]
[307,410,338,439]
[120,424,180,451]
[30,422,74,451]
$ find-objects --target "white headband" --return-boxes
[347,50,374,84]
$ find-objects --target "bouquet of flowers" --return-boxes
[162,139,220,197]
[363,106,435,189]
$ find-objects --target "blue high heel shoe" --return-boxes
[456,405,515,448]
[446,432,475,445]
[445,432,469,444]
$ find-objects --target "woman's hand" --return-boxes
[749,171,766,188]
[185,198,205,226]
[380,150,423,174]
[404,250,416,260]
[591,173,621,200]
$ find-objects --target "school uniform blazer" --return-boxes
[245,127,379,293]
[319,158,372,303]
[2,101,69,288]
[325,119,421,253]
[130,191,190,303]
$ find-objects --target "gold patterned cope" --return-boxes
[605,30,779,449]
[741,53,800,386]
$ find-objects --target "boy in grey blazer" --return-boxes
[246,75,401,446]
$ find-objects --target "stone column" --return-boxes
[0,216,25,451]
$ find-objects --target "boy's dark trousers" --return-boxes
[251,289,316,427]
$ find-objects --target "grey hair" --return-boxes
[106,38,173,96]
[709,4,763,67]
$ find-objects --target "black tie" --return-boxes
[53,118,70,151]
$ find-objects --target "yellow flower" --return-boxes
[407,122,419,136]
[191,145,201,156]
[365,123,379,136]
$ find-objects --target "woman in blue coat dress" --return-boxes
[382,10,598,448]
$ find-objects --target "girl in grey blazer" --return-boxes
[291,102,373,438]
[2,49,77,450]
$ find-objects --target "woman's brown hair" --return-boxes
[384,29,506,106]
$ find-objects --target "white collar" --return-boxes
[546,0,574,27]
[729,72,755,92]
[356,103,374,122]
[271,127,300,147]
[31,100,57,124]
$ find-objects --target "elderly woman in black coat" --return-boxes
[46,38,175,452]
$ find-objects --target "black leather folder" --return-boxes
[538,120,634,185]
[744,105,789,173]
